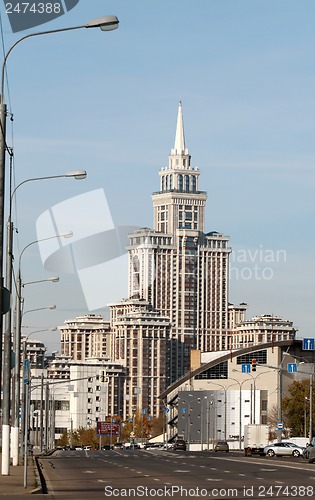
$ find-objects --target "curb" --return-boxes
[32,456,47,494]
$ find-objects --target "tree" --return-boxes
[120,412,164,443]
[282,379,314,437]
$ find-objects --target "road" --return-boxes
[36,449,315,499]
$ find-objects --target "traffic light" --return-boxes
[251,359,257,372]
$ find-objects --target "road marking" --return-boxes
[238,474,246,476]
[210,467,217,470]
[83,470,96,474]
[260,468,277,471]
[153,478,160,481]
[174,470,191,473]
[207,478,221,481]
[275,481,285,484]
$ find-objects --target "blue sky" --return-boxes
[0,0,314,352]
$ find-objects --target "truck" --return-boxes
[244,424,269,456]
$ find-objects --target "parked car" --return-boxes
[214,441,229,452]
[144,442,164,450]
[264,442,305,457]
[173,439,187,451]
[113,442,124,449]
[101,445,112,450]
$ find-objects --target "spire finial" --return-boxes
[174,101,185,154]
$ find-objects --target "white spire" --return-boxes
[173,101,187,155]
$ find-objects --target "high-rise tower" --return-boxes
[128,103,231,381]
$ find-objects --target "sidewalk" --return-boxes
[0,455,40,495]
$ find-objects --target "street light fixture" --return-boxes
[22,276,59,287]
[0,13,118,476]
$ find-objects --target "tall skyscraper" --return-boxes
[128,103,231,380]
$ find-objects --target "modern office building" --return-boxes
[127,102,232,381]
[160,338,305,448]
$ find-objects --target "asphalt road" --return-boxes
[37,449,315,499]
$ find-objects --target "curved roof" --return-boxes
[159,338,299,399]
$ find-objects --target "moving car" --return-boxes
[214,441,229,452]
[307,446,315,463]
[173,439,187,451]
[264,442,305,457]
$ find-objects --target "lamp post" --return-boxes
[224,377,253,450]
[9,233,69,468]
[6,170,85,436]
[22,328,57,487]
[299,361,314,444]
[0,14,119,476]
[208,381,232,441]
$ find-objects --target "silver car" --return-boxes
[264,442,305,457]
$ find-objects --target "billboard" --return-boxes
[96,421,120,436]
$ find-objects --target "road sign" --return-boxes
[302,338,315,351]
[142,409,146,415]
[182,408,187,414]
[242,364,251,373]
[287,363,297,373]
[277,422,283,430]
[23,359,29,384]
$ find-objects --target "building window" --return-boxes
[236,350,267,365]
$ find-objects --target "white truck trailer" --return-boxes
[244,424,269,456]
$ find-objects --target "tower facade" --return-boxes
[128,103,231,381]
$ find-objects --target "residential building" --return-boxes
[228,314,297,350]
[60,314,110,361]
[110,299,171,418]
[127,102,231,381]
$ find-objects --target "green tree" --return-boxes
[282,379,314,437]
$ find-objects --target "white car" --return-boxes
[264,442,305,457]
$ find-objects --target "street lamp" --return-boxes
[0,14,118,476]
[10,233,69,468]
[22,327,57,486]
[299,361,313,444]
